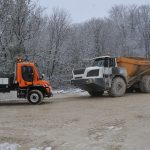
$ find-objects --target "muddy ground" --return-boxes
[0,92,150,150]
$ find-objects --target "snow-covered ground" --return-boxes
[0,143,51,150]
[53,88,87,94]
[30,147,51,150]
[0,88,86,101]
[0,91,18,101]
[53,88,82,94]
[0,143,20,150]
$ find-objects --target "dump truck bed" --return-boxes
[117,57,150,79]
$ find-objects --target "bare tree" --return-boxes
[0,0,42,75]
[10,0,41,58]
[137,5,150,58]
[47,8,70,78]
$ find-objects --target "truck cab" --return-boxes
[15,58,53,104]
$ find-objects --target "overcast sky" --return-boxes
[37,0,150,23]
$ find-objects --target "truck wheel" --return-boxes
[140,75,150,93]
[88,91,104,97]
[27,90,43,104]
[109,77,126,97]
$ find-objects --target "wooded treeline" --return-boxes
[0,0,150,88]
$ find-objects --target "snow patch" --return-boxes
[0,143,20,150]
[30,148,41,150]
[53,88,83,94]
[53,88,88,96]
[107,126,122,131]
[107,126,114,130]
[0,143,51,150]
[30,147,51,150]
[45,147,51,150]
[114,127,122,131]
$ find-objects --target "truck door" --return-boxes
[103,58,115,75]
[103,58,115,88]
[22,66,34,82]
[17,64,34,87]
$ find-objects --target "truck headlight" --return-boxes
[87,69,99,77]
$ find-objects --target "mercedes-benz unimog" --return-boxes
[71,56,150,97]
[0,58,52,104]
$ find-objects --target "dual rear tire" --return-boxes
[139,75,150,93]
[110,75,150,96]
[88,77,126,97]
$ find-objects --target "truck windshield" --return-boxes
[93,59,104,67]
[22,66,34,82]
[93,58,115,67]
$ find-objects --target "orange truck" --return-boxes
[71,56,150,97]
[0,58,52,104]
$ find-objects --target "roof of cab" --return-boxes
[93,56,111,60]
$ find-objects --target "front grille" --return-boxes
[73,68,85,75]
[87,69,99,77]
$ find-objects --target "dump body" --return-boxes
[117,57,150,79]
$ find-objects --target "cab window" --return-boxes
[93,59,104,67]
[104,58,115,67]
[93,58,116,67]
[22,66,34,82]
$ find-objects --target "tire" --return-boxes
[140,75,150,93]
[88,91,104,97]
[27,90,43,104]
[109,77,126,97]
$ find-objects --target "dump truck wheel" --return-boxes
[140,75,150,93]
[27,90,43,104]
[88,91,104,97]
[109,77,126,97]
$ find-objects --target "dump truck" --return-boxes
[0,58,52,104]
[71,56,150,97]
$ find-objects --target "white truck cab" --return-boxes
[72,56,117,79]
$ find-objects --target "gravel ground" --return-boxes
[0,92,150,150]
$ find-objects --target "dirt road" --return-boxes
[0,92,150,150]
